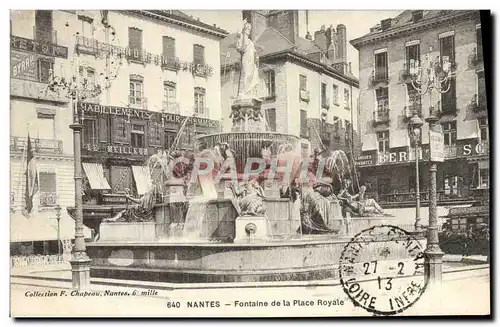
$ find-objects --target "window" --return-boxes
[193,44,205,65]
[129,78,144,106]
[83,119,98,145]
[130,124,145,148]
[376,87,389,111]
[128,27,143,60]
[37,59,53,83]
[440,34,455,64]
[412,10,423,23]
[477,26,483,59]
[479,168,489,188]
[300,110,308,138]
[162,36,176,61]
[78,15,94,38]
[406,84,421,114]
[332,85,339,105]
[79,66,96,96]
[321,83,327,105]
[344,88,350,109]
[265,70,276,97]
[451,218,468,231]
[37,116,55,140]
[164,130,177,150]
[444,175,459,197]
[377,131,389,153]
[194,87,206,116]
[405,43,420,72]
[265,108,276,132]
[442,121,457,146]
[35,10,53,43]
[299,74,307,90]
[163,82,177,111]
[148,122,161,147]
[477,71,486,107]
[39,172,57,207]
[374,51,388,80]
[479,117,488,141]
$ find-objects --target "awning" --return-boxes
[361,133,378,151]
[10,210,92,243]
[82,163,111,190]
[132,166,152,195]
[457,119,480,140]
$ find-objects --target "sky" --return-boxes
[186,10,403,78]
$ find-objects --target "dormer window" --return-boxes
[412,10,423,23]
[381,19,392,31]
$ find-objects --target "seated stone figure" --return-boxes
[228,178,267,216]
[337,180,384,216]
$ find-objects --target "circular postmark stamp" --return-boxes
[339,225,428,316]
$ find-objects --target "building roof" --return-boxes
[220,26,358,84]
[127,10,229,38]
[351,10,479,49]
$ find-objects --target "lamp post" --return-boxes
[46,16,123,289]
[408,114,423,231]
[55,204,62,257]
[408,47,453,289]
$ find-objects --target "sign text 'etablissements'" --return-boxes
[429,131,445,163]
[78,102,219,128]
[11,35,68,59]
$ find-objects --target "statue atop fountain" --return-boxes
[231,18,266,132]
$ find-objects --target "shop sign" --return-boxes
[11,35,68,58]
[83,143,149,156]
[79,102,219,128]
[429,131,445,163]
[12,53,35,78]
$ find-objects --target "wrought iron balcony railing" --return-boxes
[161,57,180,71]
[75,36,99,55]
[321,97,330,109]
[370,69,389,86]
[300,89,310,102]
[10,136,63,155]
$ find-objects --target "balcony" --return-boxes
[299,89,310,103]
[10,136,63,155]
[162,100,181,115]
[126,48,146,65]
[75,36,99,56]
[33,26,57,44]
[403,103,422,121]
[192,62,213,78]
[129,96,148,110]
[193,106,209,118]
[161,57,181,72]
[372,99,390,126]
[321,97,330,109]
[468,94,487,113]
[370,69,389,87]
[40,191,58,207]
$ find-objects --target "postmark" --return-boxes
[339,225,428,315]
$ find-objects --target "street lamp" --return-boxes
[55,204,62,257]
[46,19,123,289]
[408,114,423,231]
[408,47,453,289]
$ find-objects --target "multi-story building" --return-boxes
[220,10,360,159]
[10,10,91,256]
[10,10,228,253]
[351,10,488,206]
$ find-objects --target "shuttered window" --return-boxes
[112,116,130,144]
[162,36,175,59]
[193,44,205,65]
[35,10,53,42]
[300,110,308,138]
[128,27,142,50]
[39,172,57,207]
[265,108,276,132]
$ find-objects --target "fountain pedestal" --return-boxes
[231,98,265,132]
[234,215,268,243]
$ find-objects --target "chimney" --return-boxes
[266,10,299,45]
[313,25,328,52]
[242,10,268,40]
[336,24,347,62]
[381,18,392,31]
[412,10,423,23]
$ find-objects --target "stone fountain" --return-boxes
[85,19,425,283]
